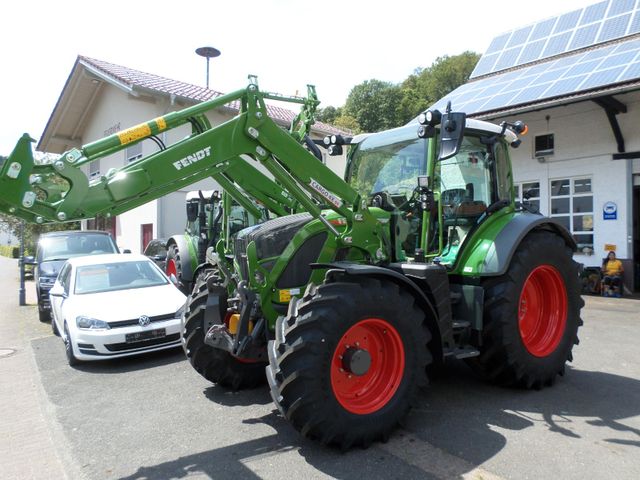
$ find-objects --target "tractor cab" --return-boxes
[346,113,522,267]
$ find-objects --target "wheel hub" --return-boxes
[342,347,371,376]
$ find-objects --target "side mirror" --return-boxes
[49,284,67,298]
[438,111,466,161]
[23,255,36,265]
[186,202,199,222]
[153,253,167,261]
[122,249,132,254]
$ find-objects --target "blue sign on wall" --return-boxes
[603,201,617,220]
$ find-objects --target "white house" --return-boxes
[37,56,347,254]
[432,0,640,292]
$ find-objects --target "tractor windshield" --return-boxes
[347,125,427,201]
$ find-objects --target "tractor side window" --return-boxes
[436,135,491,265]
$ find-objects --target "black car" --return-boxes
[26,230,120,322]
[143,238,168,271]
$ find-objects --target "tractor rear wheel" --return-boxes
[182,269,266,390]
[267,277,431,449]
[166,243,189,294]
[470,230,583,389]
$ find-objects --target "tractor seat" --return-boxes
[443,201,487,227]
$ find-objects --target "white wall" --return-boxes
[493,90,640,267]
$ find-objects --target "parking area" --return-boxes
[1,255,639,480]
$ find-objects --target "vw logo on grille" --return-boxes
[138,315,151,327]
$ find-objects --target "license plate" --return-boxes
[125,328,166,343]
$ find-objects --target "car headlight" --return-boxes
[76,316,111,330]
[174,303,186,319]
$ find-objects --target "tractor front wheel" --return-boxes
[470,231,583,389]
[267,277,431,449]
[182,269,266,390]
[166,243,189,294]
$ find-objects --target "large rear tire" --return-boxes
[182,270,266,390]
[470,230,583,389]
[267,277,431,449]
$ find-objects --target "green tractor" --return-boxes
[165,189,264,294]
[0,79,582,450]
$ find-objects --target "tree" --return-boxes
[399,51,480,123]
[316,106,341,125]
[344,80,404,133]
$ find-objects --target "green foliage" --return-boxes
[316,106,341,124]
[344,80,404,133]
[316,52,480,133]
[0,214,81,255]
[399,51,481,123]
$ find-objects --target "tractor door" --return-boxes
[434,134,513,265]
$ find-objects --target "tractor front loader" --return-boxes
[0,78,583,450]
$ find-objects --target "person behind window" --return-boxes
[602,251,623,297]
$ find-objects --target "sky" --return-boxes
[0,0,595,155]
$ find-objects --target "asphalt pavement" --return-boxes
[1,254,639,480]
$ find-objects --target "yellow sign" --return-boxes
[117,123,152,145]
[154,117,167,131]
[604,244,616,252]
[279,290,291,302]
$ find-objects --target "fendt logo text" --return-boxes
[172,146,212,170]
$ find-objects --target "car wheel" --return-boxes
[63,323,80,367]
[38,308,50,323]
[51,317,60,336]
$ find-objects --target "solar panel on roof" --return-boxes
[631,11,640,34]
[507,26,533,48]
[427,35,640,117]
[580,1,608,26]
[598,14,633,42]
[554,10,582,33]
[608,0,635,17]
[470,0,640,79]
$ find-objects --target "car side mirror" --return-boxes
[23,255,36,265]
[153,253,167,261]
[49,284,67,298]
[122,249,132,254]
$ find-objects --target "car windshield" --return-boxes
[74,260,168,294]
[348,125,427,201]
[39,234,117,262]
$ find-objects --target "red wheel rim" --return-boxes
[330,318,405,415]
[518,265,568,357]
[166,259,177,278]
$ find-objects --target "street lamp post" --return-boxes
[195,46,221,89]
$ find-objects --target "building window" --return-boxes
[534,133,554,157]
[89,160,100,180]
[550,177,593,253]
[126,142,143,163]
[516,181,540,212]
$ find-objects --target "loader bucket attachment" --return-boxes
[0,134,39,222]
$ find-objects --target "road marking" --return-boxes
[379,430,504,480]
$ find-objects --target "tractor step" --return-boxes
[446,346,480,359]
[452,320,470,330]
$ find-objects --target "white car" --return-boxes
[49,254,187,366]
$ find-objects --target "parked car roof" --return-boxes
[40,230,113,237]
[66,253,149,267]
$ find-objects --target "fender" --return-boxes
[167,234,195,284]
[473,212,576,277]
[312,261,451,362]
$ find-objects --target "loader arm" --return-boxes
[0,80,385,259]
